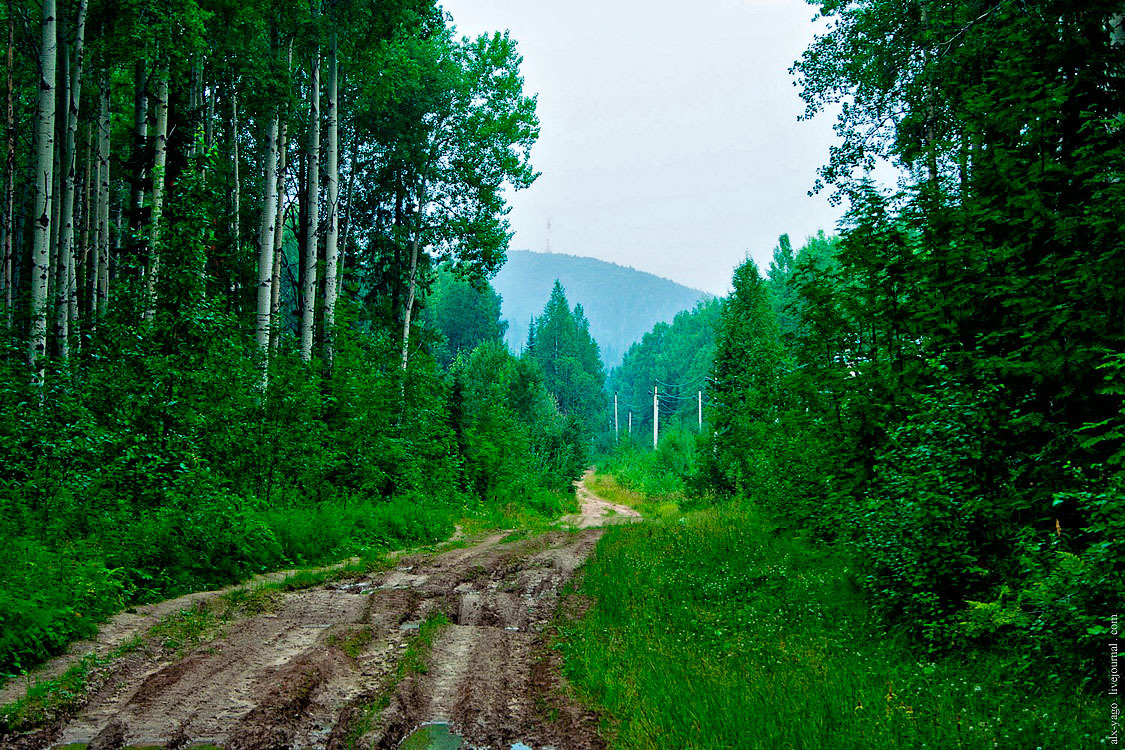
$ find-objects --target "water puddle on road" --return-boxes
[398,722,541,750]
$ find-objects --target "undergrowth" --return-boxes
[560,505,1103,749]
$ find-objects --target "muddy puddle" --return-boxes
[398,721,544,749]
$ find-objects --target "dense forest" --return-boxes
[0,0,614,679]
[0,0,1121,744]
[602,0,1124,692]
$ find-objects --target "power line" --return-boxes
[654,375,707,390]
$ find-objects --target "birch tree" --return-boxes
[256,114,279,357]
[142,69,167,319]
[55,0,88,359]
[29,0,58,388]
[91,77,109,322]
[299,42,320,362]
[322,27,339,364]
[395,31,538,370]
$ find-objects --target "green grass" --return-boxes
[559,505,1103,749]
[0,634,143,734]
[585,472,679,519]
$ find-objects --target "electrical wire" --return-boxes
[654,375,707,390]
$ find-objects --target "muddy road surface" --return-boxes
[1,475,637,749]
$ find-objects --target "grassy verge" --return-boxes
[0,484,578,688]
[585,472,679,519]
[559,505,1103,749]
[0,641,140,735]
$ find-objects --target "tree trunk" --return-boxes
[339,124,357,300]
[77,123,92,332]
[143,71,168,320]
[92,77,109,322]
[322,30,339,364]
[299,47,320,362]
[129,59,148,282]
[255,114,279,358]
[29,0,57,388]
[270,119,287,352]
[3,4,13,329]
[48,42,67,316]
[399,174,428,371]
[229,87,239,280]
[189,59,201,159]
[55,0,87,360]
[400,236,420,371]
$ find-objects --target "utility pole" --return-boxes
[653,385,659,449]
[628,412,632,436]
[614,392,619,442]
[698,390,703,431]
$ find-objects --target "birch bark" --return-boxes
[29,0,57,388]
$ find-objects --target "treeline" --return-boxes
[0,0,589,679]
[609,0,1124,687]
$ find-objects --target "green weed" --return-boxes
[586,472,679,519]
[560,506,1103,749]
[0,634,143,734]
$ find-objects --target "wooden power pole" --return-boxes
[653,385,659,449]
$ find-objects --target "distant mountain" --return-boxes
[492,250,710,368]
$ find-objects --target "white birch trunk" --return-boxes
[143,72,168,320]
[130,60,147,259]
[400,236,420,371]
[299,48,320,362]
[55,0,87,359]
[29,0,57,388]
[270,120,287,352]
[94,79,110,321]
[255,114,279,359]
[322,31,339,363]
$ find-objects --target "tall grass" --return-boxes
[561,507,1103,749]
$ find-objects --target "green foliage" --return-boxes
[701,259,787,500]
[609,298,720,438]
[597,428,699,505]
[524,281,608,435]
[453,340,586,500]
[420,266,507,368]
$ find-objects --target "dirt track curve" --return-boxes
[1,471,639,750]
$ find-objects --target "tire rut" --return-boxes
[3,477,634,749]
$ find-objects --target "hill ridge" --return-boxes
[493,250,710,368]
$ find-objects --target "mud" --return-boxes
[559,471,641,529]
[1,476,635,749]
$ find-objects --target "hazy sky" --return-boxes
[439,0,842,296]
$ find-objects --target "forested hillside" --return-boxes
[492,249,708,367]
[0,0,596,680]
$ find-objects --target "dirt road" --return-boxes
[1,473,637,749]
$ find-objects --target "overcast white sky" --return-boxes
[439,0,842,296]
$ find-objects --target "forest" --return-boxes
[0,0,614,680]
[0,0,1120,746]
[599,0,1124,714]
